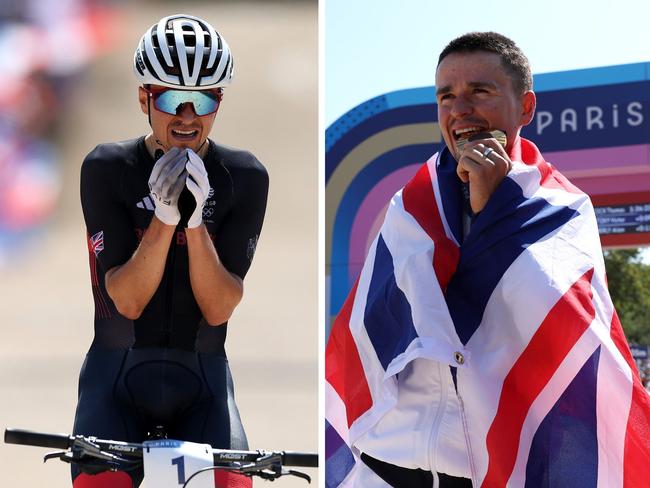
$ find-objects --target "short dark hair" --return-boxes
[437,32,532,94]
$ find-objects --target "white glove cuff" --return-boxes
[154,203,180,226]
[185,204,204,228]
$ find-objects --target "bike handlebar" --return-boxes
[5,429,71,449]
[4,428,318,468]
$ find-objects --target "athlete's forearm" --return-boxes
[185,224,243,326]
[105,217,176,319]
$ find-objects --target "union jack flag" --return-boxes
[325,138,650,487]
[89,230,104,256]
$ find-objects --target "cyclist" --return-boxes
[72,13,268,488]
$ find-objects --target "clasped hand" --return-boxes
[148,147,210,228]
[456,136,512,214]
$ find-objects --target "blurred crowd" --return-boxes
[0,0,124,265]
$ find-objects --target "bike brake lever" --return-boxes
[45,450,123,475]
[237,452,312,482]
[44,450,68,463]
[255,467,311,483]
[287,469,311,483]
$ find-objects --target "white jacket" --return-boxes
[355,357,471,479]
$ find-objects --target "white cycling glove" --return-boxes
[148,147,187,225]
[185,149,211,228]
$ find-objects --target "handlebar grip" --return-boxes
[4,428,72,449]
[282,451,318,467]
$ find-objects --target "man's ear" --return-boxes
[520,90,536,127]
[138,86,149,115]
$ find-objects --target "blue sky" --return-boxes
[325,0,650,260]
[326,0,650,124]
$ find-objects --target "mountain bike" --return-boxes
[4,427,318,487]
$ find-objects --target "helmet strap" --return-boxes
[147,93,152,127]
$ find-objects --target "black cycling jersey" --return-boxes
[72,137,266,486]
[80,136,269,352]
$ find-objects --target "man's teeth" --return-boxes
[172,129,198,136]
[454,127,483,139]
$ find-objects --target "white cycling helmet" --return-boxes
[133,14,233,89]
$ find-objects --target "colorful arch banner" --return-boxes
[326,62,650,327]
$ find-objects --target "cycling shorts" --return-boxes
[71,347,249,487]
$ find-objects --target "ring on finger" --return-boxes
[482,147,494,159]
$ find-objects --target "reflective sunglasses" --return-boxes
[146,88,223,116]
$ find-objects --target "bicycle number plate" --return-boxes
[142,439,213,488]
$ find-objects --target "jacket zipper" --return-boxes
[427,362,449,483]
[457,390,478,486]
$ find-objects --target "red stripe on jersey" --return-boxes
[87,232,111,319]
[87,233,99,287]
[92,286,111,320]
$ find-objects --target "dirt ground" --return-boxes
[0,2,318,487]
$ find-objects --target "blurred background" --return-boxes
[0,0,318,486]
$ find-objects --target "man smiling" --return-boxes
[326,32,649,488]
[72,14,268,488]
[435,36,535,216]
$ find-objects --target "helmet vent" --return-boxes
[134,14,233,89]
